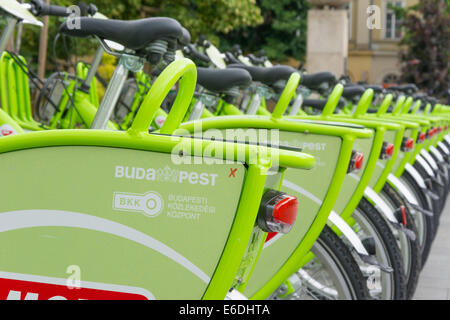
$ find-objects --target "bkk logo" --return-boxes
[114,191,164,218]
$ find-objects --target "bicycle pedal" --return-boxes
[399,225,417,242]
[390,219,417,242]
[359,254,393,273]
[408,202,434,217]
[429,176,445,188]
[421,183,440,201]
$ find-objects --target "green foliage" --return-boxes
[11,0,308,75]
[13,0,264,75]
[397,0,450,98]
[146,0,263,40]
[219,0,309,63]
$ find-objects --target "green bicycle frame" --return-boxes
[171,73,373,299]
[0,56,315,300]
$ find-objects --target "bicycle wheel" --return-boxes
[401,171,436,266]
[380,183,422,300]
[414,161,445,221]
[289,226,370,300]
[352,198,407,300]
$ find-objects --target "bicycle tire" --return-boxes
[413,161,443,230]
[301,225,371,300]
[381,183,422,300]
[401,171,436,266]
[353,197,407,300]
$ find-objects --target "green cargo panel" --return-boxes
[0,146,246,300]
[243,131,341,297]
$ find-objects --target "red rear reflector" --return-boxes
[401,206,407,227]
[355,154,364,170]
[401,137,414,152]
[258,190,298,234]
[417,132,426,144]
[380,142,395,160]
[348,151,364,173]
[386,144,395,157]
[428,128,437,138]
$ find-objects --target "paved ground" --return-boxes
[413,197,450,300]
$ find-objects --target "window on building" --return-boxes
[385,1,403,40]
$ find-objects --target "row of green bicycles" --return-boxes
[0,0,448,300]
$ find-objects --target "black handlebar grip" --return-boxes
[31,0,97,17]
[196,35,210,48]
[184,44,211,63]
[256,49,266,58]
[224,52,242,65]
[248,54,266,66]
[30,0,69,17]
[78,2,98,16]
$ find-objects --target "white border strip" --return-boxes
[364,187,398,224]
[416,155,435,177]
[0,210,210,284]
[328,211,368,255]
[420,150,438,171]
[387,174,419,206]
[429,146,444,163]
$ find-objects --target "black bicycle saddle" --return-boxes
[363,84,384,93]
[59,17,185,51]
[197,67,252,93]
[342,85,366,99]
[227,64,297,87]
[300,72,337,90]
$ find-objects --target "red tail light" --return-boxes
[348,151,364,173]
[427,127,437,139]
[380,142,395,160]
[437,126,443,134]
[258,190,298,234]
[401,137,415,152]
[445,125,448,131]
[417,132,426,144]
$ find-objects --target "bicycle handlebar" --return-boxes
[196,35,210,49]
[248,54,266,66]
[30,0,69,17]
[183,44,211,63]
[30,0,97,17]
[224,52,242,65]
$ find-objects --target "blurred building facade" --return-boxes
[347,0,419,86]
